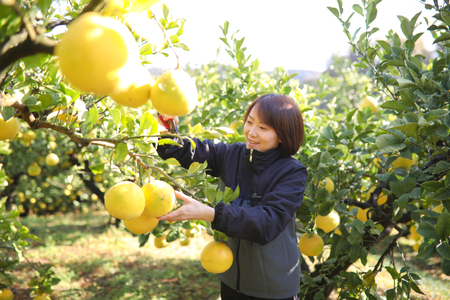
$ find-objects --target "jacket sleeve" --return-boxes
[156,137,226,177]
[211,164,307,245]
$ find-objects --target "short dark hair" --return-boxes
[244,94,304,157]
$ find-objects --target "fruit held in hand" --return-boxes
[105,181,146,220]
[142,180,176,218]
[123,212,159,235]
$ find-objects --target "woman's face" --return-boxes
[244,107,280,153]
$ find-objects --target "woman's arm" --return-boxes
[157,191,215,222]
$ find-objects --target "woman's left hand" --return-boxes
[157,190,215,222]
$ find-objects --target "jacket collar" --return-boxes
[245,144,283,171]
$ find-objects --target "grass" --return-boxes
[13,210,220,300]
[8,209,450,300]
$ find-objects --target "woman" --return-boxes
[157,94,307,300]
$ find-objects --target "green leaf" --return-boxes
[140,111,156,132]
[433,161,450,174]
[397,77,418,89]
[436,239,450,260]
[421,181,444,192]
[327,7,340,18]
[318,200,335,216]
[424,109,449,121]
[401,18,413,39]
[436,210,450,240]
[114,143,128,162]
[381,101,406,112]
[410,278,425,295]
[188,162,201,174]
[89,163,105,174]
[375,134,406,153]
[163,3,169,19]
[84,104,98,131]
[352,4,363,16]
[434,33,450,44]
[110,108,121,124]
[158,139,181,146]
[0,107,15,121]
[385,266,401,280]
[416,221,438,239]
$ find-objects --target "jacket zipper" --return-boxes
[236,148,254,293]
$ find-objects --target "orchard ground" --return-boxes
[8,209,450,300]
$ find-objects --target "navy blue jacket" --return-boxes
[157,137,307,298]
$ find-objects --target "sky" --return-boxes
[148,0,436,72]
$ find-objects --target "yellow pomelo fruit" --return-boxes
[362,270,376,288]
[412,242,420,252]
[94,174,103,182]
[229,120,243,131]
[45,153,59,166]
[109,65,153,108]
[316,210,340,233]
[408,225,421,241]
[432,204,444,214]
[154,234,168,248]
[23,130,37,141]
[201,241,233,273]
[27,164,42,177]
[105,181,146,220]
[180,236,190,246]
[391,157,415,170]
[299,233,324,257]
[0,289,14,300]
[360,96,378,113]
[52,105,78,123]
[0,116,20,140]
[150,69,199,116]
[49,141,57,149]
[378,194,388,205]
[123,212,159,234]
[142,180,176,218]
[316,177,334,193]
[362,186,375,201]
[349,206,371,222]
[186,222,202,238]
[130,0,160,13]
[55,12,140,95]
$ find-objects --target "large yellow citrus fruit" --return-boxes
[362,270,376,288]
[142,180,176,218]
[0,289,14,300]
[179,236,190,246]
[104,181,146,220]
[391,157,415,170]
[109,65,153,108]
[154,234,168,248]
[377,194,388,205]
[52,105,78,123]
[432,204,444,214]
[55,12,140,95]
[315,177,334,193]
[0,116,20,140]
[408,225,421,241]
[349,206,372,222]
[45,153,59,166]
[27,164,42,176]
[123,212,159,235]
[23,130,36,141]
[316,210,340,233]
[130,0,160,12]
[299,233,324,257]
[360,96,378,113]
[150,69,199,116]
[201,241,233,273]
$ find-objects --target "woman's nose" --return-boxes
[248,128,257,137]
